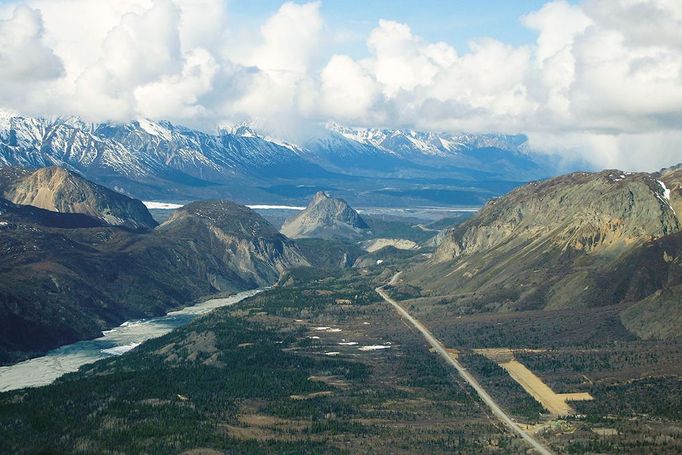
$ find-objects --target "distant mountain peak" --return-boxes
[281,191,368,240]
[310,190,331,205]
[323,123,527,157]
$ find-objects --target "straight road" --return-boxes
[376,272,554,455]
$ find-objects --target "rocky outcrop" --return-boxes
[281,192,369,240]
[0,166,157,229]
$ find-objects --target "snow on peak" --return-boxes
[137,118,173,141]
[221,122,260,138]
[0,110,18,131]
[323,123,526,157]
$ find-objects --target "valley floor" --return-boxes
[389,281,682,454]
[1,266,681,454]
[0,268,528,454]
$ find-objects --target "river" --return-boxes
[0,289,260,393]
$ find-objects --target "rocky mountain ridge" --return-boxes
[159,200,309,287]
[0,166,157,229]
[433,170,678,262]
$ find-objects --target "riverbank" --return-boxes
[0,289,260,392]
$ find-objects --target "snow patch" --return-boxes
[138,119,173,141]
[313,326,342,333]
[654,180,676,215]
[658,180,671,201]
[358,345,391,351]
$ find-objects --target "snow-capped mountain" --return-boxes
[303,123,543,179]
[0,114,554,204]
[0,115,326,182]
[324,122,527,157]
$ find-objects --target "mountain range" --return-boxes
[0,165,433,364]
[0,114,555,206]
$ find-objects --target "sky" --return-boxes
[0,0,681,171]
[229,1,553,56]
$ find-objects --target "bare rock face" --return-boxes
[281,191,369,240]
[159,200,310,287]
[0,166,157,230]
[409,169,682,316]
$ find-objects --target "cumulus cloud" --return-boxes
[0,4,64,117]
[0,5,63,82]
[365,20,455,97]
[72,0,183,120]
[319,54,381,122]
[134,48,218,121]
[246,1,322,74]
[0,0,681,170]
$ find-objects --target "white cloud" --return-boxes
[245,1,322,74]
[0,0,681,170]
[219,1,325,139]
[522,1,591,121]
[0,4,63,117]
[134,48,218,121]
[71,0,183,120]
[177,0,229,51]
[0,5,63,82]
[319,54,381,121]
[365,19,455,97]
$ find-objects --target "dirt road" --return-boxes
[376,272,554,455]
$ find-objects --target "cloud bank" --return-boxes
[0,0,681,170]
